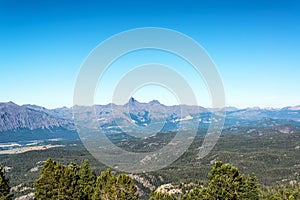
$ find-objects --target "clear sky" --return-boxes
[0,0,299,108]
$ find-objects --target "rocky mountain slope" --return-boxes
[1,99,300,135]
[0,102,74,132]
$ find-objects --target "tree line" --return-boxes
[1,158,138,200]
[1,160,300,199]
[150,161,300,200]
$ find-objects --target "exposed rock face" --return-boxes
[0,102,74,132]
[156,183,182,195]
[273,125,296,134]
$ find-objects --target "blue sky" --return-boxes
[0,0,299,108]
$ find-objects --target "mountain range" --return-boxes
[0,102,73,132]
[1,98,300,141]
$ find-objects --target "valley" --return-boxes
[1,128,299,199]
[1,100,300,199]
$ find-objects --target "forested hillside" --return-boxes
[1,159,299,199]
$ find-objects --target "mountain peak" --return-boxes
[6,101,18,106]
[149,100,161,105]
[0,101,19,109]
[127,97,139,104]
[0,101,74,132]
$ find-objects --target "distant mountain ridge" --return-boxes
[1,99,300,135]
[0,102,74,132]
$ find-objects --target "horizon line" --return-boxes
[1,99,299,111]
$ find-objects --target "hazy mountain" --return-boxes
[1,100,300,138]
[91,98,208,132]
[225,107,300,121]
[24,104,73,120]
[282,105,300,111]
[0,102,74,132]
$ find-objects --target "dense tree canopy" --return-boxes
[79,160,95,199]
[260,183,300,200]
[30,158,300,200]
[153,161,260,200]
[149,191,177,200]
[34,158,85,199]
[151,161,300,200]
[207,161,259,199]
[34,159,137,200]
[92,169,138,200]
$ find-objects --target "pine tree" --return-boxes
[34,158,58,199]
[0,165,11,200]
[57,162,81,199]
[92,169,138,200]
[260,183,300,200]
[34,159,138,200]
[34,158,79,199]
[79,160,95,200]
[92,168,117,200]
[182,161,260,200]
[55,162,70,199]
[116,174,138,200]
[149,191,177,200]
[242,173,260,200]
[182,187,211,200]
[207,161,247,199]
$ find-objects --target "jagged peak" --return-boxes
[127,97,140,104]
[149,100,161,105]
[0,101,19,108]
